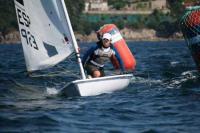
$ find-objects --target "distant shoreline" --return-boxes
[75,28,183,43]
[0,29,184,45]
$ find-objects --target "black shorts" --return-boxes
[84,63,104,76]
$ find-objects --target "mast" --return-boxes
[60,0,86,79]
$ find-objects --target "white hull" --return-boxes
[60,74,133,97]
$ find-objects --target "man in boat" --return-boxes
[82,33,122,78]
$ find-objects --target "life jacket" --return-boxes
[82,42,122,70]
[90,47,115,67]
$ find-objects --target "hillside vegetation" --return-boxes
[0,0,193,39]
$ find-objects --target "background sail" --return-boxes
[180,6,200,70]
[14,0,74,72]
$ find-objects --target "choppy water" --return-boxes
[1,41,200,133]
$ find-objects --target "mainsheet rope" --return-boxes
[29,53,80,78]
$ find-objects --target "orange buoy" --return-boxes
[97,24,136,71]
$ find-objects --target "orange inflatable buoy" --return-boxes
[97,24,136,71]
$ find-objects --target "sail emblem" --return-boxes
[43,42,58,57]
[16,0,24,6]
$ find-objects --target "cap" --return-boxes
[102,33,112,40]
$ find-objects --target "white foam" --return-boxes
[170,61,179,67]
[46,87,59,95]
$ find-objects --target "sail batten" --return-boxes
[14,0,74,72]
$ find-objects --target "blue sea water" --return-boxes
[0,41,200,133]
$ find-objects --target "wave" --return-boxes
[163,70,200,89]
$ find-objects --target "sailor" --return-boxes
[82,33,122,78]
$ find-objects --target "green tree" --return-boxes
[0,0,85,34]
[64,0,85,32]
[108,0,128,10]
[167,0,184,19]
[0,0,17,36]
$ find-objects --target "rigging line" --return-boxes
[29,71,73,78]
[29,68,80,78]
[29,53,81,78]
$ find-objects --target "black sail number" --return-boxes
[21,29,38,50]
[17,8,39,50]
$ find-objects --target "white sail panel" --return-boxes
[14,0,74,72]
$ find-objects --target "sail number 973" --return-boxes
[17,8,39,50]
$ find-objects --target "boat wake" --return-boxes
[46,87,60,95]
[131,76,162,85]
[163,70,200,89]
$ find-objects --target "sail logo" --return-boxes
[16,8,39,50]
[16,0,24,6]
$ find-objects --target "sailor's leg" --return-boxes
[92,70,101,78]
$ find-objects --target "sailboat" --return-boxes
[14,0,134,97]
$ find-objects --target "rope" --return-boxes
[29,53,81,78]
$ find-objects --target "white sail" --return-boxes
[14,0,74,72]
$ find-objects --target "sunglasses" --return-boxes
[103,39,110,42]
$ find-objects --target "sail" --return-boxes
[180,6,200,70]
[14,0,74,72]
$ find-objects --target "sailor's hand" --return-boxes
[78,47,81,53]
